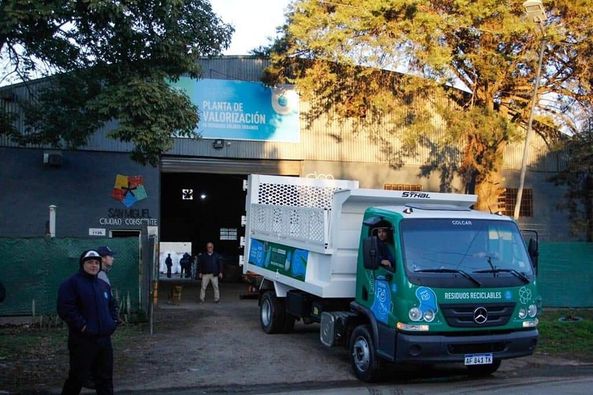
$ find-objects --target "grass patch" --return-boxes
[0,322,148,359]
[0,326,66,359]
[537,309,593,360]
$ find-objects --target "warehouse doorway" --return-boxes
[160,172,246,281]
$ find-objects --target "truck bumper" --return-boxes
[395,329,538,363]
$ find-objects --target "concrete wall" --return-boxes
[0,148,160,238]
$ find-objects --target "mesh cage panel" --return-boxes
[257,183,341,210]
[251,204,326,245]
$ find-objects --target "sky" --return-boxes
[209,0,292,55]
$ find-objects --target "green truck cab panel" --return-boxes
[356,207,540,334]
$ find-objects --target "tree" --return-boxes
[264,0,593,210]
[0,0,233,165]
[552,119,593,241]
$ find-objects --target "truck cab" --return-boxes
[351,205,539,380]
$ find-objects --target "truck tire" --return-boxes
[467,359,501,376]
[260,292,286,334]
[282,314,296,333]
[349,324,383,382]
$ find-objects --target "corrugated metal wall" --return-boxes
[0,56,562,171]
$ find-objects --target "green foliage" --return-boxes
[551,120,593,240]
[265,0,593,207]
[0,0,233,165]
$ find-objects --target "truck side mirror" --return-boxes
[363,236,380,270]
[528,238,539,273]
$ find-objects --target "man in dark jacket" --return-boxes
[57,249,118,395]
[198,242,223,303]
[376,227,395,270]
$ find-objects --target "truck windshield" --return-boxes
[400,219,534,278]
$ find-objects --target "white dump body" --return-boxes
[242,174,477,298]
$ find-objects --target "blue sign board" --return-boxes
[170,78,300,142]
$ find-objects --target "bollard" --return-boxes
[152,280,159,305]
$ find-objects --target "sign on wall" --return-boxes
[170,78,300,142]
[99,173,158,227]
[112,174,147,208]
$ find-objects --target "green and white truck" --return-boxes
[242,174,540,381]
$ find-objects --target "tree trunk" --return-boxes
[473,141,507,213]
[474,169,505,213]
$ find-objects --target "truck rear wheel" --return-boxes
[349,324,383,382]
[260,292,286,334]
[467,359,501,376]
[282,314,296,333]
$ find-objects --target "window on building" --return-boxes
[384,183,422,191]
[500,188,533,217]
[220,228,238,241]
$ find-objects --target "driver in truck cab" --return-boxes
[374,226,394,270]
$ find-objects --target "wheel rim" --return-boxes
[352,336,370,372]
[261,298,272,327]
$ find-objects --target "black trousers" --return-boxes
[62,335,113,395]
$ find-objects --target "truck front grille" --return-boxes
[439,302,515,328]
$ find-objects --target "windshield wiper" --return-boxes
[414,268,482,287]
[473,268,530,284]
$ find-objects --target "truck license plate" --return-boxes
[464,353,493,365]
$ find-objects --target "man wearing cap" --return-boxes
[57,249,118,394]
[97,246,115,286]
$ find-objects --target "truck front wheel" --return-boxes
[260,292,285,334]
[349,324,383,382]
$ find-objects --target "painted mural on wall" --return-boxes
[170,78,300,142]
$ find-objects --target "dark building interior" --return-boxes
[160,172,246,264]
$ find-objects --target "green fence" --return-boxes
[0,238,140,316]
[539,242,593,308]
[1,239,591,314]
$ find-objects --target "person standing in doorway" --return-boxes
[198,242,223,303]
[97,246,115,286]
[57,249,118,395]
[165,253,173,278]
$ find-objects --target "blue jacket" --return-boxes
[378,239,394,265]
[57,268,117,338]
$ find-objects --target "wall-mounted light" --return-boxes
[181,189,194,200]
[212,139,225,149]
[43,151,63,167]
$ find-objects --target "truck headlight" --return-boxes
[518,308,527,319]
[409,307,422,321]
[528,304,537,318]
[423,309,435,322]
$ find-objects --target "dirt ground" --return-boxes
[1,280,590,394]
